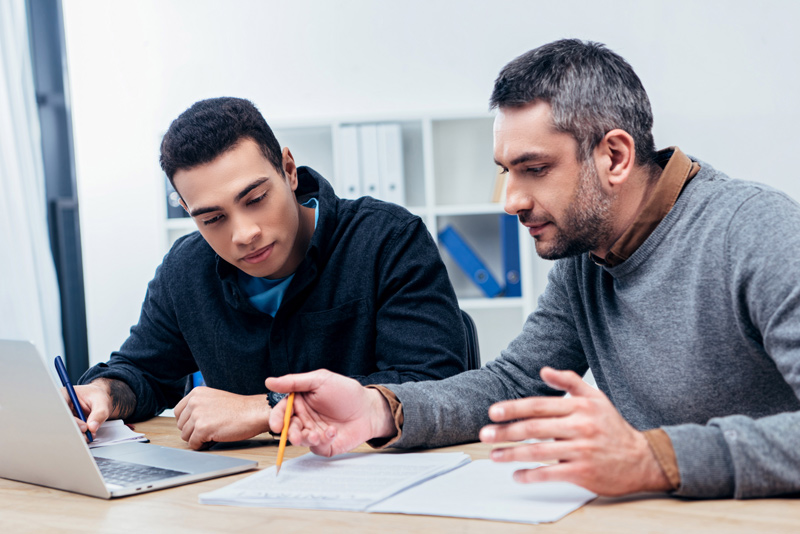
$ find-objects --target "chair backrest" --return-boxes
[460,309,481,370]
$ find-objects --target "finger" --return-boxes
[74,416,89,432]
[511,462,582,486]
[480,416,576,443]
[173,394,188,420]
[265,369,336,394]
[179,417,195,444]
[308,431,339,458]
[83,398,109,433]
[289,397,321,431]
[188,433,207,451]
[286,417,308,446]
[540,367,600,398]
[489,440,577,463]
[175,395,195,431]
[488,396,577,423]
[186,419,212,450]
[270,394,301,434]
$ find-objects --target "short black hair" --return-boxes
[490,39,657,168]
[160,97,284,188]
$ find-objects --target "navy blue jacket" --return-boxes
[80,168,468,421]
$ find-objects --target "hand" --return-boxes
[62,383,114,439]
[173,387,271,450]
[479,367,671,496]
[266,369,395,457]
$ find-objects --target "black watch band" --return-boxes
[267,390,288,408]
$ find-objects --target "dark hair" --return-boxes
[160,97,284,187]
[490,39,657,168]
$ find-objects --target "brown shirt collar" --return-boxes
[591,147,700,267]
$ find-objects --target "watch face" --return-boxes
[267,390,288,408]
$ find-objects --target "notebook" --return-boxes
[0,339,258,499]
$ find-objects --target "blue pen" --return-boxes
[54,355,93,443]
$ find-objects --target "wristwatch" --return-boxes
[267,390,288,408]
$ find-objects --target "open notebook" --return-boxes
[87,419,148,449]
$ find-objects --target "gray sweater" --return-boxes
[388,160,800,499]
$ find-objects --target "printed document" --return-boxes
[370,460,596,524]
[199,452,470,511]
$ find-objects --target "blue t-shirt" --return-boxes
[237,198,318,316]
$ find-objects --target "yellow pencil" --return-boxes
[275,392,295,476]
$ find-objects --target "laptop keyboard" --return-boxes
[94,456,189,486]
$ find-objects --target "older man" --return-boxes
[267,39,800,500]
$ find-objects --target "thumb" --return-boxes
[266,369,334,394]
[85,405,107,433]
[540,366,599,398]
[81,392,109,433]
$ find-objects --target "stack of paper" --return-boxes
[199,452,470,511]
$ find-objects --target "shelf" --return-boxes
[434,203,506,216]
[431,117,497,206]
[458,297,525,309]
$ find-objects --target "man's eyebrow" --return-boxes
[234,177,269,203]
[188,178,270,217]
[189,205,222,218]
[496,152,549,168]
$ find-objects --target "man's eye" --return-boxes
[247,193,267,206]
[203,214,224,226]
[527,166,547,175]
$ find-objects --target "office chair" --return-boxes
[461,309,481,370]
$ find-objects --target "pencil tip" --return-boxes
[275,466,281,477]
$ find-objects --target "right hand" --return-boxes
[60,382,114,438]
[266,369,395,457]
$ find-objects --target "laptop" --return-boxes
[0,339,258,498]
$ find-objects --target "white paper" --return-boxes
[87,419,148,448]
[369,460,596,524]
[199,452,471,511]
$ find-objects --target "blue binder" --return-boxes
[500,214,521,297]
[438,226,503,298]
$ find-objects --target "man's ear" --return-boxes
[282,147,299,191]
[594,129,635,187]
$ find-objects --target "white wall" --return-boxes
[62,0,800,365]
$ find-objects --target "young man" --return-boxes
[73,97,467,449]
[266,39,800,500]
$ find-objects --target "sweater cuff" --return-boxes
[643,428,680,490]
[364,385,403,449]
[663,423,735,498]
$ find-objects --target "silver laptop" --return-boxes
[0,339,258,498]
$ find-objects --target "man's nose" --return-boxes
[231,215,261,246]
[503,172,533,216]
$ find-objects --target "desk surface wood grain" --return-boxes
[2,416,799,533]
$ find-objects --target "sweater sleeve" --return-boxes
[664,190,800,498]
[385,260,589,448]
[78,245,197,421]
[350,217,468,385]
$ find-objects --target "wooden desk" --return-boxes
[1,417,798,533]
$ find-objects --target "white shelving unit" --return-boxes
[161,114,550,364]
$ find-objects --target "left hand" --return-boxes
[173,386,271,450]
[479,366,671,496]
